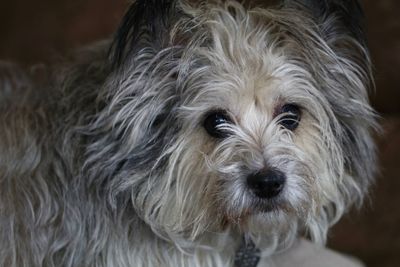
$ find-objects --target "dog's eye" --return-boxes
[203,110,233,138]
[278,104,301,131]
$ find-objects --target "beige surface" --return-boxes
[260,239,364,267]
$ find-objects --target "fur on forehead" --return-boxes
[109,0,368,67]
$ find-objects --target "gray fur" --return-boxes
[0,1,378,266]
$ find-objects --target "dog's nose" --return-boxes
[246,169,285,199]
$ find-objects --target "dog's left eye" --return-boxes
[278,104,301,131]
[203,110,233,138]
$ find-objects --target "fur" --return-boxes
[0,0,378,266]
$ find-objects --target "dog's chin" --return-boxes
[222,208,296,241]
[223,194,292,229]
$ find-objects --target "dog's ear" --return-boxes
[284,0,367,44]
[286,1,377,204]
[109,0,177,68]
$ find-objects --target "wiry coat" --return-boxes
[0,1,377,266]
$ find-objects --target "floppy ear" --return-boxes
[284,0,367,45]
[297,1,378,205]
[109,0,177,68]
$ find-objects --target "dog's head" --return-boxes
[85,0,377,247]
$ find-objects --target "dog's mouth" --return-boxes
[249,195,289,214]
[221,194,289,226]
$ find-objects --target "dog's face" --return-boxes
[87,0,377,246]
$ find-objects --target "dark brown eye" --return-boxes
[278,104,301,131]
[203,110,233,138]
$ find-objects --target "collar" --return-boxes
[234,238,261,267]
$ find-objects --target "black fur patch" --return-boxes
[109,0,177,68]
[286,0,367,44]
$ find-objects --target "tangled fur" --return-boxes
[0,0,378,266]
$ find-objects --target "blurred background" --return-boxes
[0,1,398,266]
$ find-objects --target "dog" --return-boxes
[0,0,378,266]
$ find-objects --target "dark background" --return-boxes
[0,1,399,266]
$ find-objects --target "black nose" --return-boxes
[247,169,286,199]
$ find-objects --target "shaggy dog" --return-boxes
[0,0,378,266]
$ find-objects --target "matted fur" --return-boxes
[0,0,377,266]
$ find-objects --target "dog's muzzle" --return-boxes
[246,169,286,199]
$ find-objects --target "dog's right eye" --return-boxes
[278,104,301,131]
[203,110,232,139]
